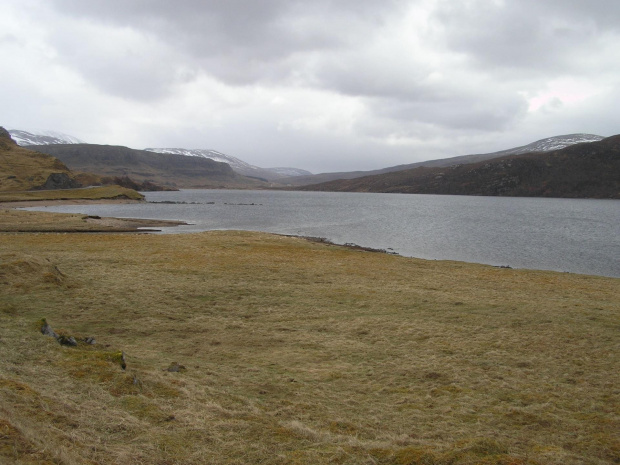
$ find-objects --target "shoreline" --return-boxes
[2,198,618,278]
[0,198,144,208]
[0,198,188,232]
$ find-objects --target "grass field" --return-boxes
[0,217,618,464]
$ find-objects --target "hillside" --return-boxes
[146,147,311,182]
[27,144,268,189]
[0,127,80,191]
[298,135,620,198]
[8,129,311,182]
[281,134,604,186]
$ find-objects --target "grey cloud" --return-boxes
[47,25,192,101]
[368,92,528,132]
[0,34,20,45]
[314,51,433,101]
[49,0,408,85]
[3,0,618,172]
[431,0,620,75]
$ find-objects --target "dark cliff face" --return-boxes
[0,127,12,140]
[0,127,17,149]
[300,135,620,199]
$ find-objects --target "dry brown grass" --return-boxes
[0,221,618,464]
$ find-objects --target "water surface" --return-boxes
[24,190,620,277]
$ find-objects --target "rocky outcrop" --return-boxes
[39,173,82,190]
[0,127,17,150]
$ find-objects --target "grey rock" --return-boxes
[57,335,77,346]
[40,321,59,339]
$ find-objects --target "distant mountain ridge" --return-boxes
[8,129,312,181]
[297,135,620,199]
[26,144,267,189]
[8,129,85,146]
[281,133,605,186]
[8,128,607,190]
[145,147,311,181]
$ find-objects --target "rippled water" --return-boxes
[24,190,620,277]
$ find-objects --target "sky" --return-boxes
[1,0,619,173]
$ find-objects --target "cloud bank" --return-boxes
[1,0,619,172]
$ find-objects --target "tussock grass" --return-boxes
[0,227,618,464]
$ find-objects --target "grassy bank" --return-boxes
[0,185,144,203]
[0,208,185,233]
[1,227,618,464]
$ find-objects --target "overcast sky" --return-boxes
[1,0,619,172]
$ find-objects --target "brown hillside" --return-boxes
[0,127,80,191]
[300,135,620,198]
[28,143,269,189]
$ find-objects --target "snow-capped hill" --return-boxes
[145,147,311,181]
[267,167,312,177]
[145,148,253,172]
[9,129,85,146]
[281,133,606,186]
[502,134,605,156]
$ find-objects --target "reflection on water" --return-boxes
[23,190,620,277]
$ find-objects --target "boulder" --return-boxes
[40,173,81,190]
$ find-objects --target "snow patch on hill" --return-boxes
[504,134,605,155]
[145,148,256,172]
[145,147,311,180]
[9,129,85,146]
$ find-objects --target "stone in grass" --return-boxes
[39,318,90,347]
[166,362,187,373]
[39,318,59,339]
[57,335,78,346]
